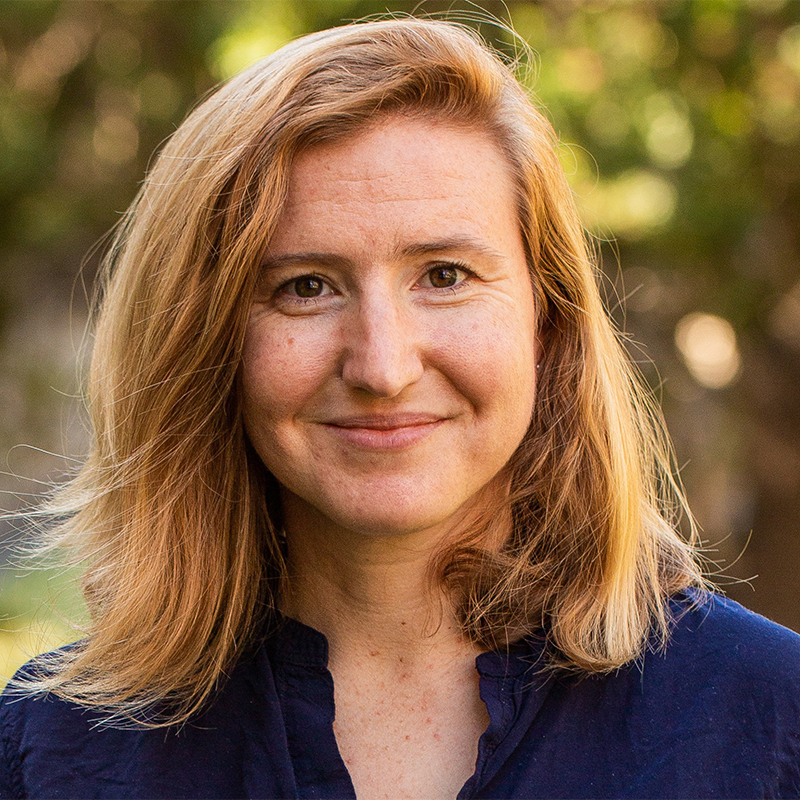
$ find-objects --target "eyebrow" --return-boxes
[399,236,507,262]
[260,236,507,271]
[260,252,351,272]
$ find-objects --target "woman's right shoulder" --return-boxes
[0,652,98,799]
[0,667,28,800]
[0,638,290,799]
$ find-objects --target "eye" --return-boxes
[281,275,331,299]
[420,264,470,290]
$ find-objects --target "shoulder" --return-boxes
[541,591,800,797]
[664,588,800,684]
[557,589,800,750]
[638,589,800,763]
[0,655,101,799]
[0,642,286,798]
[0,682,25,800]
[0,648,94,743]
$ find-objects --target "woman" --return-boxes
[1,18,799,800]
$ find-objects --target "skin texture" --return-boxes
[241,116,538,800]
[242,117,537,545]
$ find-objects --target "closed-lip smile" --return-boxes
[325,413,445,429]
[320,413,448,450]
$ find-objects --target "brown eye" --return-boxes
[293,276,324,297]
[428,266,460,288]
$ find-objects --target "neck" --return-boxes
[279,477,513,670]
[282,511,460,665]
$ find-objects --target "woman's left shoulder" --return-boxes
[669,587,800,653]
[660,587,800,691]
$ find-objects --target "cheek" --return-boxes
[240,318,334,427]
[429,306,537,418]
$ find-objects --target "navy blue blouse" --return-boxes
[2,590,799,799]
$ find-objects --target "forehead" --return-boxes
[270,115,522,257]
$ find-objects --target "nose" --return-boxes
[340,293,424,398]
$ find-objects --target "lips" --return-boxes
[320,413,447,450]
[325,413,445,429]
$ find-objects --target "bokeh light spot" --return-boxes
[675,312,741,389]
[644,93,694,168]
[577,169,677,239]
[93,112,138,165]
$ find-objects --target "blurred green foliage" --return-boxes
[2,0,799,681]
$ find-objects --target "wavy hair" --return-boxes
[19,18,703,725]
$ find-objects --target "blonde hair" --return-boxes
[20,18,702,725]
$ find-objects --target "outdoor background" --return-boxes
[1,0,799,682]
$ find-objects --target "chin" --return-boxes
[281,480,472,543]
[326,502,462,540]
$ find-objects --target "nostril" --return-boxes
[341,330,423,398]
[341,350,424,397]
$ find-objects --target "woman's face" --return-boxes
[241,116,538,541]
